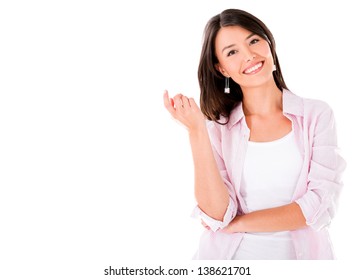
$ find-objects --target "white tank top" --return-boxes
[232,130,303,260]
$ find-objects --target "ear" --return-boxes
[215,63,229,77]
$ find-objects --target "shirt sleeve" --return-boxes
[191,121,238,232]
[295,105,346,231]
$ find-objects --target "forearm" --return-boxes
[163,91,230,222]
[226,202,307,233]
[189,126,229,221]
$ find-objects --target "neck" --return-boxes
[241,83,283,116]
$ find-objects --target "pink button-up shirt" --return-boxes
[192,89,346,260]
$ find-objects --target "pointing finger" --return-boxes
[163,90,176,116]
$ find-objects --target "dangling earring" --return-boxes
[224,77,230,94]
[272,64,277,72]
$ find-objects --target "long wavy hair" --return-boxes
[198,9,288,124]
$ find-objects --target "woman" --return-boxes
[163,9,345,260]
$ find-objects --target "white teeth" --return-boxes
[244,62,262,74]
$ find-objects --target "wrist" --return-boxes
[232,215,246,233]
[188,123,207,137]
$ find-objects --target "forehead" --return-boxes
[215,26,254,48]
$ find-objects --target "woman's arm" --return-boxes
[163,90,229,221]
[222,202,307,233]
[295,105,346,230]
[189,123,229,220]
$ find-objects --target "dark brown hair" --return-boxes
[198,9,288,124]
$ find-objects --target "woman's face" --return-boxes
[214,25,274,89]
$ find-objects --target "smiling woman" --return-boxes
[215,26,274,89]
[163,8,346,260]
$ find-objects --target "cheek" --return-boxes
[223,56,243,74]
[259,43,273,59]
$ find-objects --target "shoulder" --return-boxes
[303,97,332,115]
[285,89,333,118]
[302,98,335,128]
[283,89,336,131]
[292,92,336,129]
[206,119,222,138]
[206,113,235,143]
[206,113,231,131]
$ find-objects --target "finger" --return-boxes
[181,95,191,109]
[189,98,200,111]
[173,94,185,110]
[163,90,176,116]
[163,90,170,108]
[172,94,183,106]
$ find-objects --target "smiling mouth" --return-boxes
[243,62,264,74]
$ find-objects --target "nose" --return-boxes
[243,48,255,62]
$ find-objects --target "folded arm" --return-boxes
[222,202,306,233]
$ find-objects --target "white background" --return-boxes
[0,0,353,279]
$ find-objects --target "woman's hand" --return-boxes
[163,90,206,132]
[220,216,240,234]
[201,217,240,233]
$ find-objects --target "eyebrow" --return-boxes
[221,32,257,53]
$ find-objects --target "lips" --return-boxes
[243,62,264,74]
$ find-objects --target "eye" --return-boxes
[250,38,260,45]
[227,50,238,57]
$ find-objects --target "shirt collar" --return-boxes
[226,89,304,130]
[282,89,304,117]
